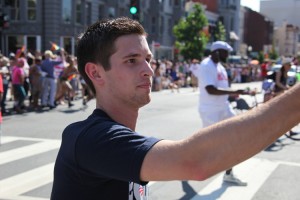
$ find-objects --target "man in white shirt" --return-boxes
[195,41,249,186]
[189,59,200,92]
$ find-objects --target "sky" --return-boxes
[240,0,260,12]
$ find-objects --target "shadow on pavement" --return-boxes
[179,181,197,200]
[179,181,242,200]
[264,136,298,152]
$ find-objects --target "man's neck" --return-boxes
[96,100,138,131]
[210,55,219,64]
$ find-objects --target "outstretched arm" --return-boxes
[205,85,247,95]
[140,83,300,181]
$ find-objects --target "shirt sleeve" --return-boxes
[75,123,161,184]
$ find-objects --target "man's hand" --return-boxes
[236,89,247,95]
[238,89,256,96]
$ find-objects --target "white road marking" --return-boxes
[0,163,54,196]
[0,136,58,199]
[191,158,278,200]
[0,139,60,165]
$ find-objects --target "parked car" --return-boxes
[267,64,297,86]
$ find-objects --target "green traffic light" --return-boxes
[130,6,138,14]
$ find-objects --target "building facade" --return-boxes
[0,0,185,59]
[260,0,300,56]
[0,0,91,56]
[217,0,241,53]
[261,0,300,28]
[242,7,274,57]
[274,23,299,56]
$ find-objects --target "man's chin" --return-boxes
[139,96,151,108]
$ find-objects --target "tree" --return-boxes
[258,51,264,64]
[269,42,278,60]
[173,4,209,60]
[214,21,226,42]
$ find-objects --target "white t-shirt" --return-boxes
[189,63,200,76]
[195,57,230,111]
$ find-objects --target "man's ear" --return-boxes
[85,62,105,84]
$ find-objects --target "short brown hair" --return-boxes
[76,17,147,95]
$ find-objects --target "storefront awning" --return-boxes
[230,31,239,41]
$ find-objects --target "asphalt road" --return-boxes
[1,81,300,200]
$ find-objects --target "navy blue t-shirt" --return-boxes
[51,109,161,200]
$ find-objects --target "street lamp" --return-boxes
[247,45,252,58]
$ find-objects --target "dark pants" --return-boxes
[13,84,26,108]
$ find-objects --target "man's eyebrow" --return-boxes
[122,53,153,60]
[123,53,141,59]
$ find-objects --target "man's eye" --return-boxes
[128,59,136,64]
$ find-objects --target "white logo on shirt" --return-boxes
[129,182,148,200]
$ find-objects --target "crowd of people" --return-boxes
[0,48,94,115]
[0,45,298,116]
[149,56,298,95]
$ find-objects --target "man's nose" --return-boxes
[142,61,154,77]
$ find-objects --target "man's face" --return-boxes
[104,34,154,108]
[218,49,229,63]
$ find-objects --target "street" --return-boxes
[1,81,300,200]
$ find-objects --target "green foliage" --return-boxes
[214,21,226,41]
[173,4,209,60]
[258,51,264,63]
[269,44,278,60]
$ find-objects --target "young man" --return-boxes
[51,17,300,200]
[195,41,250,186]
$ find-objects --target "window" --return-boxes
[168,18,172,34]
[286,32,290,40]
[6,0,20,21]
[26,36,37,53]
[119,7,126,17]
[160,16,164,34]
[230,17,234,31]
[7,35,40,56]
[62,37,72,54]
[76,0,82,24]
[108,7,115,18]
[62,0,72,23]
[27,0,37,21]
[98,4,105,20]
[86,2,92,25]
[151,17,156,33]
[8,35,23,54]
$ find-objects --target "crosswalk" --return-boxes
[0,136,60,200]
[1,136,300,200]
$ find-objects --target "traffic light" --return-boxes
[0,14,9,28]
[129,0,139,20]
